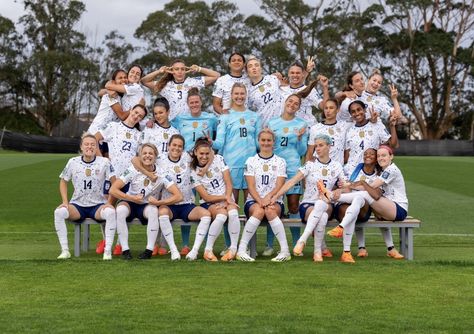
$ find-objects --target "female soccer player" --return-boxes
[140,96,179,156]
[105,64,145,112]
[54,134,116,260]
[344,100,399,176]
[306,98,348,165]
[172,87,218,152]
[141,59,220,120]
[110,143,182,260]
[336,71,366,122]
[280,58,329,127]
[237,128,291,262]
[327,146,406,260]
[270,134,346,262]
[266,94,308,255]
[187,138,241,261]
[212,52,250,114]
[246,56,284,126]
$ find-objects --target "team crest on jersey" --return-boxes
[328,128,335,135]
[144,179,150,187]
[272,165,277,171]
[125,132,132,139]
[174,166,181,173]
[258,85,265,93]
[331,170,335,177]
[322,168,328,176]
[263,164,269,172]
[85,168,91,177]
[367,96,373,102]
[176,85,183,90]
[359,131,365,138]
[192,122,198,128]
[240,118,245,125]
[360,175,366,181]
[163,133,169,139]
[283,127,289,133]
[206,171,213,178]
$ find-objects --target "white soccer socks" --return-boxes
[144,205,159,251]
[54,206,69,252]
[205,214,227,252]
[268,217,289,255]
[116,205,130,251]
[100,206,116,254]
[227,209,241,253]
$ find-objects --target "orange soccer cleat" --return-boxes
[317,180,332,202]
[203,250,218,262]
[387,248,404,259]
[95,240,105,254]
[327,226,344,238]
[340,252,355,263]
[113,244,122,256]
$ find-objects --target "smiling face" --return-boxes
[367,73,383,93]
[153,105,169,126]
[349,102,367,125]
[288,65,304,87]
[323,100,338,121]
[258,131,274,154]
[171,61,186,82]
[168,137,184,160]
[246,59,262,79]
[187,95,202,116]
[128,66,142,84]
[314,138,330,159]
[363,148,377,165]
[229,54,245,74]
[349,73,365,94]
[377,147,393,169]
[231,86,247,108]
[284,95,301,116]
[140,145,157,167]
[195,145,211,166]
[114,71,128,85]
[80,136,97,159]
[128,106,146,125]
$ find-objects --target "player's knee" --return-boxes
[145,205,158,217]
[158,206,169,216]
[101,206,115,220]
[54,206,69,221]
[116,205,129,219]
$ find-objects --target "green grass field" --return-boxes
[0,151,473,333]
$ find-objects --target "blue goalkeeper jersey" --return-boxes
[171,111,218,152]
[268,116,308,175]
[213,109,261,168]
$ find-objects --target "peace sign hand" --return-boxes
[306,55,316,73]
[390,84,398,99]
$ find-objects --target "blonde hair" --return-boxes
[369,68,382,79]
[245,55,261,69]
[231,82,247,95]
[258,128,275,141]
[80,132,97,145]
[139,143,158,158]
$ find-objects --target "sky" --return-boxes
[1,0,265,48]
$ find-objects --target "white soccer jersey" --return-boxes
[212,74,250,110]
[308,121,349,165]
[299,159,345,203]
[140,123,179,157]
[88,95,121,135]
[59,156,114,207]
[378,163,408,211]
[99,122,141,177]
[158,153,194,204]
[160,77,206,120]
[192,154,229,203]
[120,164,174,204]
[122,83,145,111]
[247,75,283,127]
[351,167,379,185]
[244,154,287,202]
[280,85,320,127]
[361,90,393,122]
[344,121,391,176]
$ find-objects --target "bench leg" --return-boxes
[399,227,407,256]
[82,223,90,253]
[249,233,257,259]
[74,223,81,257]
[406,228,414,260]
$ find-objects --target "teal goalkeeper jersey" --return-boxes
[268,116,308,175]
[213,109,261,168]
[171,112,218,152]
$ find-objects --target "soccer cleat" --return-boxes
[171,251,181,261]
[387,249,404,259]
[113,244,122,256]
[57,250,71,260]
[313,252,323,262]
[152,245,159,256]
[220,249,236,262]
[293,241,305,256]
[203,250,218,262]
[340,252,355,263]
[103,251,112,261]
[95,240,105,254]
[158,247,169,256]
[180,246,191,256]
[293,250,304,257]
[357,248,368,258]
[185,250,198,261]
[317,180,332,202]
[271,252,291,262]
[262,246,274,256]
[236,251,255,262]
[322,248,333,258]
[219,247,229,257]
[121,249,132,260]
[139,249,153,260]
[327,226,344,238]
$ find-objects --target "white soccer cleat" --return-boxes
[271,252,291,262]
[103,251,112,261]
[236,251,255,262]
[262,246,274,256]
[185,250,198,261]
[171,251,181,261]
[57,250,71,260]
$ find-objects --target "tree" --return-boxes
[19,0,98,135]
[361,0,474,139]
[98,30,135,85]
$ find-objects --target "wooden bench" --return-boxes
[68,216,420,260]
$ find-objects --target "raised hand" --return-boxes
[306,55,316,73]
